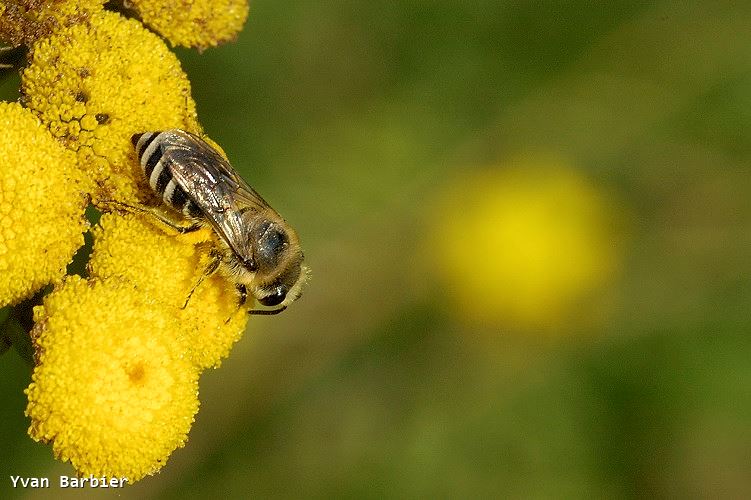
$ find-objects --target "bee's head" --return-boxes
[247,218,307,312]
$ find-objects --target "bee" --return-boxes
[131,129,307,314]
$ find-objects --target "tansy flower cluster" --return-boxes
[0,0,250,483]
[427,157,625,333]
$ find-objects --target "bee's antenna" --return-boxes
[249,306,287,315]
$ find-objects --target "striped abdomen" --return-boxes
[132,132,203,219]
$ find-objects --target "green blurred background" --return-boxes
[3,1,751,497]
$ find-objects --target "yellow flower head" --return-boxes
[428,156,625,331]
[21,10,200,203]
[89,212,250,369]
[0,101,87,307]
[2,0,264,483]
[26,276,200,482]
[0,0,103,47]
[129,0,249,50]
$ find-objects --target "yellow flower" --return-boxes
[88,212,208,309]
[128,0,249,50]
[26,276,200,482]
[21,10,200,204]
[428,157,625,331]
[0,101,87,307]
[1,2,259,482]
[88,212,250,369]
[0,0,103,47]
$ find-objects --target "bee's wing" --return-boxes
[159,130,273,263]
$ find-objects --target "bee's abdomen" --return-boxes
[132,132,203,219]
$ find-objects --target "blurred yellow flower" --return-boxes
[0,101,87,307]
[26,276,200,482]
[21,10,200,204]
[129,0,249,50]
[429,157,625,331]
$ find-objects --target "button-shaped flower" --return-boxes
[26,276,200,482]
[0,0,104,47]
[21,10,200,204]
[428,158,625,331]
[128,0,249,50]
[1,1,262,483]
[0,102,87,307]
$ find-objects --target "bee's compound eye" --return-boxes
[259,287,287,307]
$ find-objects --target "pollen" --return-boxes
[21,10,200,204]
[128,0,249,50]
[88,212,250,369]
[0,102,87,307]
[26,276,201,482]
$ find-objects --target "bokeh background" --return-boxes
[3,1,751,497]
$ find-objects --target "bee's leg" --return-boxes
[100,199,201,234]
[182,249,222,309]
[224,284,249,324]
[149,212,203,234]
[236,284,248,306]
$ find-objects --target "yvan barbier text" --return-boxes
[10,475,128,488]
